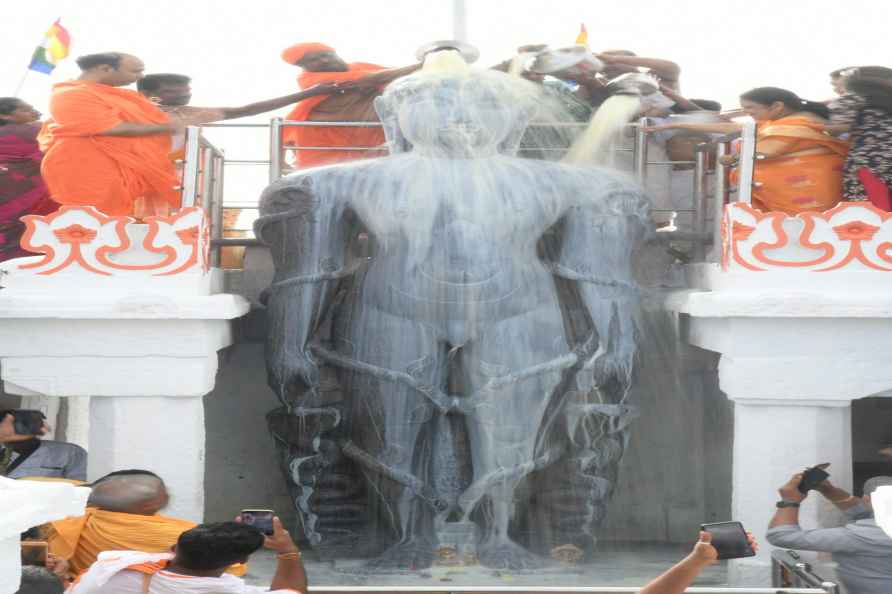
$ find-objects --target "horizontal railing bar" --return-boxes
[285,146,387,152]
[200,123,271,128]
[222,159,271,164]
[307,586,827,594]
[211,238,262,247]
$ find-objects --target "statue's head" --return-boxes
[375,57,537,158]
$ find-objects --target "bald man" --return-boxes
[47,470,245,579]
[40,52,184,218]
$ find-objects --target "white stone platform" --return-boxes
[0,206,249,521]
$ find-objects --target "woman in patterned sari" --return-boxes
[646,87,848,215]
[830,67,892,208]
[0,98,57,262]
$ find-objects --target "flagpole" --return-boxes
[13,69,30,98]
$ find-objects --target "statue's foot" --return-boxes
[365,538,436,572]
[478,538,547,571]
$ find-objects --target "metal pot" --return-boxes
[415,40,480,64]
[605,72,660,97]
[527,46,604,78]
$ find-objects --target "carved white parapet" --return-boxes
[722,202,892,272]
[5,205,214,297]
[0,477,90,594]
[0,206,249,520]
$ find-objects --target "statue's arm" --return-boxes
[255,180,357,398]
[550,185,649,392]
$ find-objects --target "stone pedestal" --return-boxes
[666,203,892,586]
[728,401,852,584]
[88,396,208,521]
[0,206,249,522]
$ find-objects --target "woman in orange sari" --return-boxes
[646,87,848,215]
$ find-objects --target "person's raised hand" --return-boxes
[264,516,300,554]
[0,413,16,442]
[689,531,719,565]
[0,412,49,443]
[779,473,807,503]
[45,553,69,579]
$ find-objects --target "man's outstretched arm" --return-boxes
[219,84,341,120]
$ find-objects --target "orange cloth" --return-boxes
[281,42,335,65]
[282,63,387,168]
[40,80,179,217]
[734,114,848,215]
[47,508,246,577]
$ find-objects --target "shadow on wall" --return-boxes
[203,312,294,528]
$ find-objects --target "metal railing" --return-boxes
[183,117,760,267]
[307,586,831,594]
[181,126,225,267]
[770,549,839,594]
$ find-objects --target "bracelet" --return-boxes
[276,552,301,560]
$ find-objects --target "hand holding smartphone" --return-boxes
[239,509,275,536]
[798,463,831,494]
[11,410,47,436]
[700,521,756,560]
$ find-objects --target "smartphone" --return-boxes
[798,463,831,494]
[21,541,48,566]
[12,410,46,436]
[701,521,755,560]
[239,509,275,536]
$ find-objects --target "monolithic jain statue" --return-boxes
[257,49,649,571]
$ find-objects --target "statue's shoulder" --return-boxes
[553,163,649,217]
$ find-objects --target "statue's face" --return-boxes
[393,79,518,157]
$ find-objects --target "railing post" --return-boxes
[201,146,221,267]
[712,141,729,261]
[736,119,757,204]
[692,145,708,261]
[180,126,202,207]
[269,117,284,183]
[633,117,649,185]
[211,150,225,268]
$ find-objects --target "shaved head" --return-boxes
[87,474,169,515]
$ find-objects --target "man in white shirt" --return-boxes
[67,517,305,594]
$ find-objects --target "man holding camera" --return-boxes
[766,473,892,594]
[0,410,87,481]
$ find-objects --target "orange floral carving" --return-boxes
[732,221,756,241]
[175,226,200,244]
[833,221,880,241]
[53,224,97,244]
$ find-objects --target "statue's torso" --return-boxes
[343,158,567,324]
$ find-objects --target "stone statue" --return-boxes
[256,51,649,571]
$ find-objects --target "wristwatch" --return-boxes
[776,501,801,508]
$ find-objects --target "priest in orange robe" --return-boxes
[47,470,246,579]
[280,42,418,168]
[40,52,185,218]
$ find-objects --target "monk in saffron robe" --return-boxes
[47,470,246,579]
[280,42,418,168]
[40,52,185,218]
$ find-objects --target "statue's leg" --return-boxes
[328,305,448,570]
[460,302,573,570]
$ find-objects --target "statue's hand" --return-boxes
[269,350,321,396]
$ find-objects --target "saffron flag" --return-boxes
[29,19,71,75]
[575,23,588,46]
